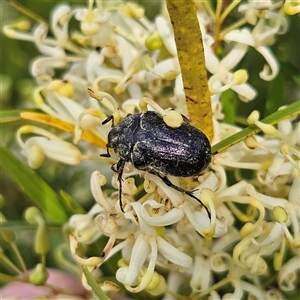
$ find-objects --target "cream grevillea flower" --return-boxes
[66,104,299,296]
[68,168,226,295]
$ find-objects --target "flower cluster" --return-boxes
[3,0,299,299]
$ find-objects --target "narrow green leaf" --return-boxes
[82,266,112,300]
[59,190,86,215]
[0,145,69,224]
[212,101,300,154]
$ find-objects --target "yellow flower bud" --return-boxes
[29,264,48,286]
[273,206,288,223]
[231,69,248,85]
[145,31,163,51]
[163,111,183,128]
[247,110,260,124]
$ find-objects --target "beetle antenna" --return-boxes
[102,115,114,126]
[185,191,211,219]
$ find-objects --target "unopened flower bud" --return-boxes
[273,206,288,223]
[121,3,145,18]
[23,143,45,169]
[47,80,74,98]
[231,69,248,85]
[284,2,300,15]
[240,222,255,237]
[247,110,260,124]
[163,111,183,128]
[24,207,43,225]
[245,136,258,149]
[1,231,15,243]
[29,263,48,286]
[145,272,159,291]
[25,207,50,255]
[25,137,82,166]
[145,31,163,51]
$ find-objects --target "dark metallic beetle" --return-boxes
[101,111,212,216]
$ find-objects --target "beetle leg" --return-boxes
[158,175,211,219]
[112,159,126,212]
[100,146,111,157]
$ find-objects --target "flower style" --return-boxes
[3,0,300,299]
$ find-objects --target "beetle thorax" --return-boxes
[107,113,141,161]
